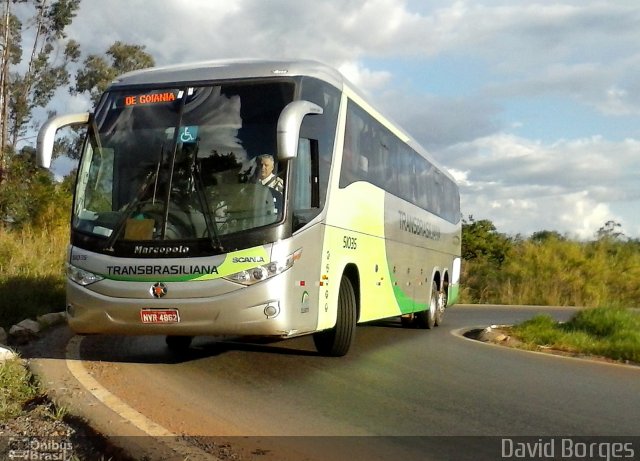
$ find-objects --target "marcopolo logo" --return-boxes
[134,245,190,256]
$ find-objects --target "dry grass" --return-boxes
[460,238,640,308]
[0,221,68,328]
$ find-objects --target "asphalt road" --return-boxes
[54,304,638,460]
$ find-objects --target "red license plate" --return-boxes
[140,309,180,324]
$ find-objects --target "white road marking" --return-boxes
[65,335,175,437]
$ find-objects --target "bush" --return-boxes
[460,221,640,308]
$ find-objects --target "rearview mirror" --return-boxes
[36,112,90,168]
[277,101,323,161]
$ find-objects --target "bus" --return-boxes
[37,59,461,356]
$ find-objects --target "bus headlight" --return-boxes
[224,249,302,286]
[67,263,104,286]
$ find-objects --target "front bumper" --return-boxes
[66,274,306,337]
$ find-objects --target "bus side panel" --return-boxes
[321,181,461,328]
[384,193,461,311]
[280,221,328,334]
[321,183,403,329]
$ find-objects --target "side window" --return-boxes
[293,138,312,210]
[299,77,340,209]
[384,133,399,197]
[415,157,429,211]
[340,101,377,188]
[397,144,415,203]
[339,99,460,224]
[443,178,461,223]
[340,105,362,188]
[292,138,320,231]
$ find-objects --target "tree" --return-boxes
[1,0,21,160]
[73,41,155,105]
[530,230,565,243]
[0,2,155,227]
[0,145,62,227]
[57,41,154,160]
[0,0,80,178]
[461,215,511,266]
[596,220,626,241]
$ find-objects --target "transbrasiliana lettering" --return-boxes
[398,211,441,241]
[106,265,218,276]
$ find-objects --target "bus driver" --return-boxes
[256,154,284,193]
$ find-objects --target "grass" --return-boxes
[509,307,640,364]
[0,223,68,329]
[1,356,73,424]
[0,357,40,420]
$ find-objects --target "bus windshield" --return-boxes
[73,82,294,245]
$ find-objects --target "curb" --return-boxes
[1,312,68,363]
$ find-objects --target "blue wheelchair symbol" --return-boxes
[179,126,198,143]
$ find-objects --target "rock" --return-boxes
[37,312,67,328]
[475,327,510,343]
[9,319,41,344]
[0,327,7,345]
[14,318,41,333]
[475,327,496,342]
[0,345,16,362]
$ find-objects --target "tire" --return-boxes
[166,335,193,352]
[435,287,447,326]
[313,276,357,357]
[415,281,437,329]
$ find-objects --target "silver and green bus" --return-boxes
[37,59,461,356]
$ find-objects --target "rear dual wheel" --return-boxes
[415,281,438,329]
[435,286,447,326]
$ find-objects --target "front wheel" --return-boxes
[313,276,357,357]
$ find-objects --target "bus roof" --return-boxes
[109,59,347,90]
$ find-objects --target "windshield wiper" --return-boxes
[189,142,225,252]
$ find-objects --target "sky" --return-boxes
[43,0,640,239]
